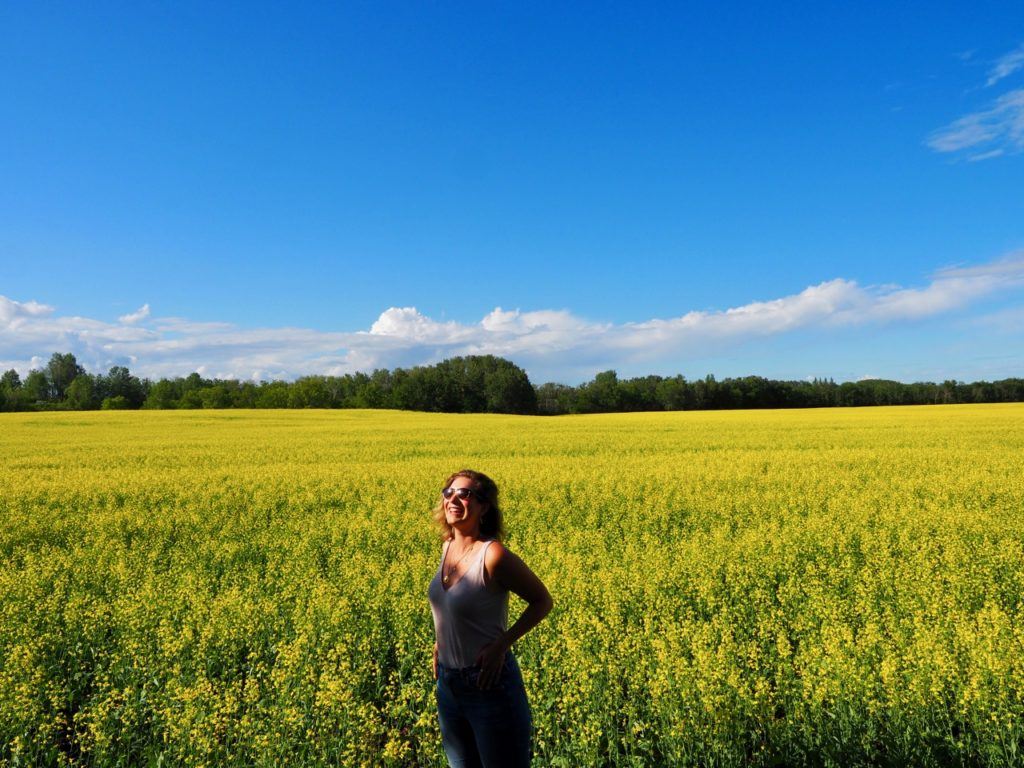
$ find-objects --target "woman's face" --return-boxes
[443,476,487,531]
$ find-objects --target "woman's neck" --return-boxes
[450,527,481,548]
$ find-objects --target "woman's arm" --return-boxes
[475,543,553,688]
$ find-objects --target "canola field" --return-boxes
[1,405,1023,767]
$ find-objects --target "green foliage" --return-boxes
[100,395,131,410]
[0,369,25,411]
[1,369,21,390]
[45,352,85,401]
[288,376,333,408]
[199,385,234,409]
[65,374,99,410]
[535,372,1024,415]
[534,382,576,415]
[255,381,290,408]
[142,379,181,410]
[21,369,49,405]
[101,366,146,408]
[576,370,622,413]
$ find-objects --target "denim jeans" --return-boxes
[435,652,533,768]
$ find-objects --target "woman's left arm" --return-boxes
[475,543,553,688]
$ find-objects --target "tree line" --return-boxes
[535,370,1024,414]
[0,353,538,414]
[2,352,1022,415]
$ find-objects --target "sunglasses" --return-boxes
[442,486,478,501]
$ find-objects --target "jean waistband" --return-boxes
[437,651,515,681]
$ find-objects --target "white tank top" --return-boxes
[428,539,509,669]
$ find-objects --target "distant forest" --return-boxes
[2,352,1023,415]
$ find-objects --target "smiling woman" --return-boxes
[427,469,554,768]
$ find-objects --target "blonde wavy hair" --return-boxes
[432,469,505,542]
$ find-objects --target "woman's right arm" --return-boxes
[432,642,439,680]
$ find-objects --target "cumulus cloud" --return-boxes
[118,304,151,324]
[2,252,1023,382]
[0,296,54,326]
[370,307,471,343]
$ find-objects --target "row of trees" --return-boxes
[0,353,537,414]
[535,370,1024,414]
[2,352,1022,415]
[1,354,147,411]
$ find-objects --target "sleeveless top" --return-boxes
[428,539,509,669]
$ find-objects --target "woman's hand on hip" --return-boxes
[475,638,510,689]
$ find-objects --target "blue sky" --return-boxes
[2,2,1022,384]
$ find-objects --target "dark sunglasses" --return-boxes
[442,486,478,501]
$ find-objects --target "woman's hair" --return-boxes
[433,469,505,542]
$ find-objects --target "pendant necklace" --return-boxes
[443,541,477,585]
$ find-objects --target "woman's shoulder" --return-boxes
[483,538,510,563]
[482,540,550,601]
[482,539,519,582]
[480,539,503,590]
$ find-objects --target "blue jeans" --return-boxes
[435,652,533,768]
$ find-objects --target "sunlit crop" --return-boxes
[2,405,1023,766]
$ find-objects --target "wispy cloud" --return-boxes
[987,43,1024,87]
[966,148,1005,162]
[2,253,1023,383]
[927,88,1024,159]
[928,42,1024,161]
[118,303,151,324]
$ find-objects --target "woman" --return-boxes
[428,469,553,768]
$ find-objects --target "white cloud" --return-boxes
[0,296,54,326]
[838,255,1024,324]
[626,279,860,347]
[2,252,1023,382]
[987,43,1024,87]
[926,88,1024,158]
[966,148,1005,162]
[928,42,1024,160]
[369,307,471,343]
[118,304,151,324]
